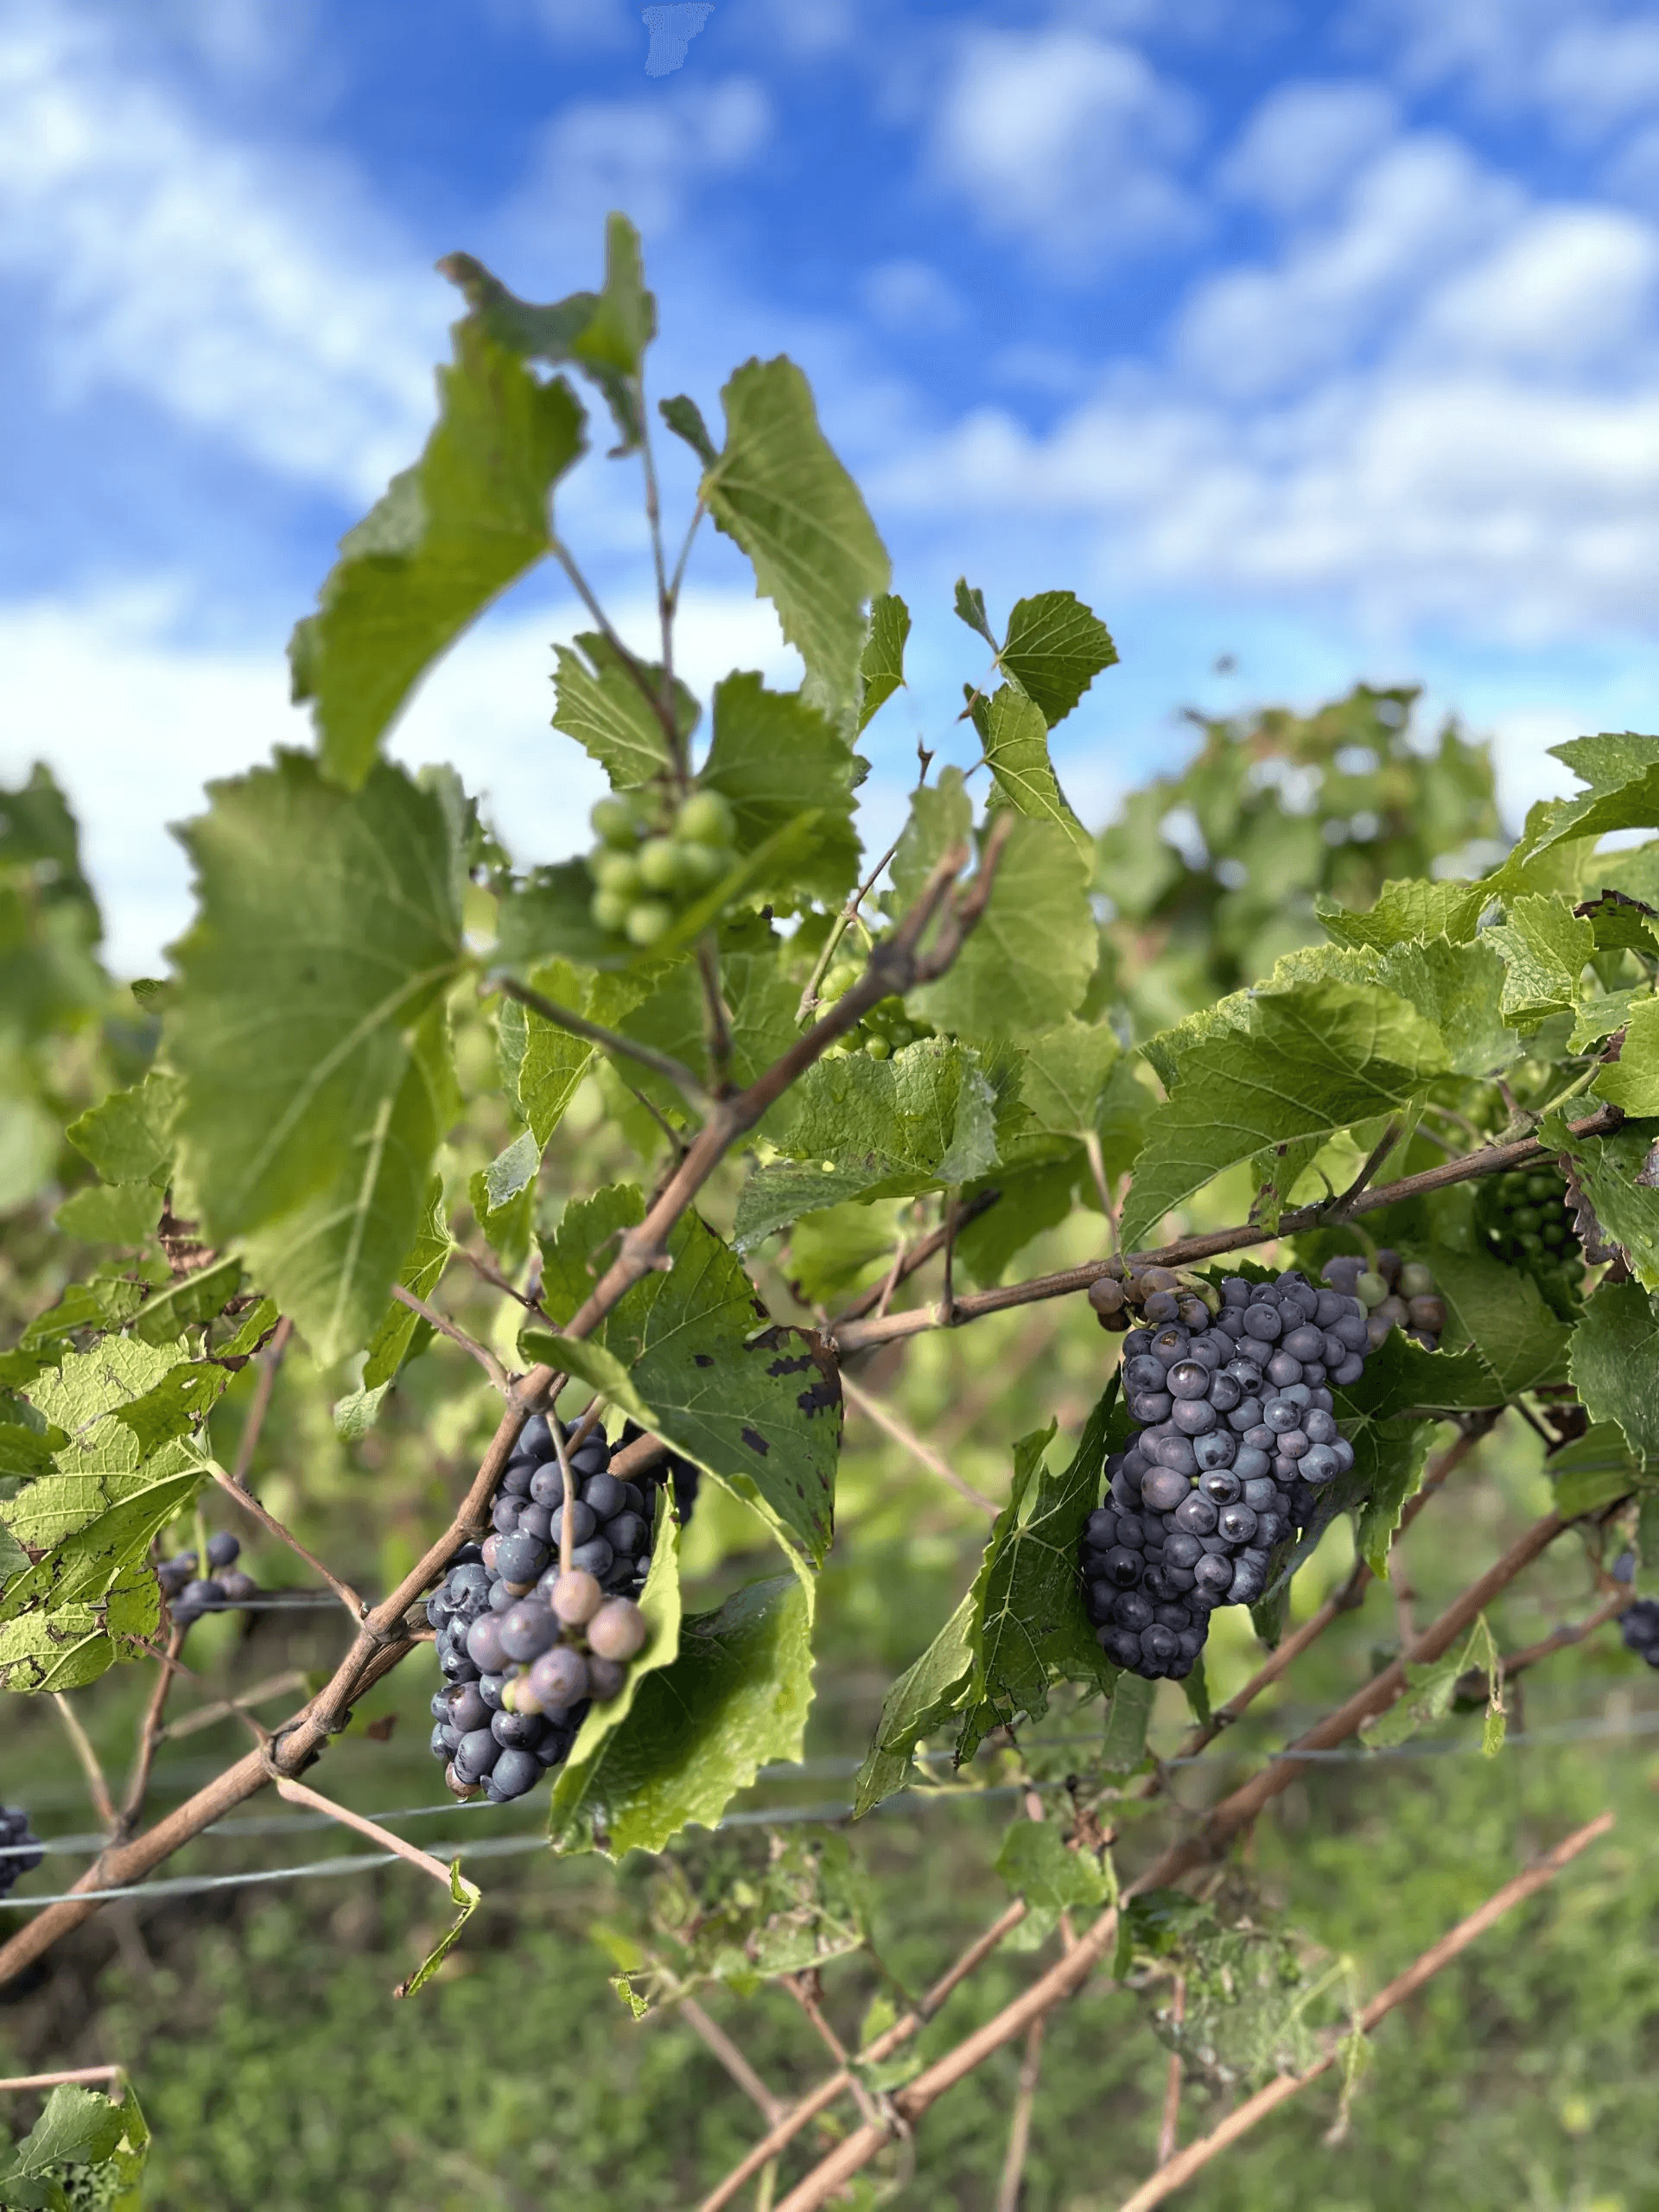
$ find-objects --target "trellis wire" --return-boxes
[3,1704,1658,1904]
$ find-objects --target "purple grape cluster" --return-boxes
[0,1806,41,1901]
[1081,1270,1370,1681]
[1618,1599,1659,1669]
[426,1414,653,1803]
[157,1532,259,1628]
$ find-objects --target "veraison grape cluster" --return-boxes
[426,1415,653,1803]
[0,1804,42,1901]
[1080,1270,1371,1682]
[1322,1248,1446,1352]
[157,1533,259,1629]
[585,788,737,950]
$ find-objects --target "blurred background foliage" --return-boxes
[2,696,1654,2210]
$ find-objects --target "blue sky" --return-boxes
[5,0,1659,969]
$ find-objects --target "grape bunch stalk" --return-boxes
[156,1533,259,1630]
[0,1805,42,1902]
[426,1414,654,1804]
[1080,1270,1370,1682]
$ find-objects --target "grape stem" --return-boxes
[50,1694,116,1833]
[830,1102,1627,1355]
[678,1998,788,2126]
[547,534,683,754]
[229,1313,293,1488]
[207,1462,366,1622]
[0,834,1012,1994]
[388,1284,511,1395]
[491,976,715,1118]
[839,1373,998,1516]
[830,1189,1001,1328]
[114,1625,188,1842]
[1109,1812,1614,2212]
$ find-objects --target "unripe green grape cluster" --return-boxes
[586,787,738,948]
[1475,1164,1581,1316]
[817,957,934,1060]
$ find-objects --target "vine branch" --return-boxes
[493,975,715,1117]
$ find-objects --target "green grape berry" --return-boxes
[1356,1270,1389,1309]
[677,841,730,890]
[637,837,691,893]
[590,796,639,847]
[590,888,632,932]
[625,899,673,946]
[823,960,861,1000]
[592,849,644,897]
[864,1035,892,1060]
[677,791,737,848]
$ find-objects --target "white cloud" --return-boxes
[1179,135,1520,399]
[512,76,772,244]
[1415,207,1659,368]
[1218,80,1400,214]
[0,582,804,976]
[929,29,1199,272]
[1369,0,1659,143]
[0,4,441,502]
[861,258,965,335]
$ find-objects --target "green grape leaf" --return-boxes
[361,1175,453,1389]
[537,1182,645,1328]
[1363,1616,1501,1752]
[550,632,696,791]
[701,358,891,718]
[953,576,997,649]
[127,1252,245,1349]
[854,1590,976,1815]
[289,322,587,789]
[524,1211,840,1564]
[978,685,1090,852]
[54,1180,164,1246]
[1516,733,1659,856]
[1548,1421,1639,1517]
[658,392,717,467]
[997,588,1116,728]
[1374,938,1517,1077]
[170,755,464,1364]
[1571,1279,1659,1471]
[891,766,975,909]
[995,1818,1109,1948]
[442,215,656,452]
[546,1490,682,1848]
[1576,888,1659,956]
[958,1382,1120,1758]
[1121,981,1447,1252]
[1317,878,1487,950]
[1425,1241,1573,1398]
[0,2082,149,2209]
[909,817,1097,1046]
[1545,1117,1659,1287]
[499,958,595,1147]
[607,950,798,1122]
[1337,1325,1503,1418]
[107,1349,234,1458]
[1099,1671,1157,1776]
[393,1858,484,2002]
[470,1136,537,1268]
[857,592,910,733]
[781,1199,904,1307]
[1020,1019,1123,1138]
[1570,988,1649,1052]
[734,1038,1000,1249]
[550,1573,812,1858]
[1593,995,1659,1114]
[701,674,862,902]
[1351,1415,1436,1580]
[66,1071,181,1185]
[955,1154,1086,1288]
[1,1338,209,1687]
[1485,893,1594,1026]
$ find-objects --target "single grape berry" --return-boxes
[588,1597,649,1662]
[677,790,736,847]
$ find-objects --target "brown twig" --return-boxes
[995,2014,1045,2212]
[830,1188,1001,1327]
[831,1104,1625,1354]
[50,1695,116,1831]
[795,829,909,1024]
[493,974,712,1117]
[115,1627,186,1841]
[696,1902,1030,2212]
[772,1505,1573,2211]
[270,1771,462,1890]
[785,1974,884,2129]
[1111,1813,1614,2212]
[0,2066,127,2093]
[1324,1119,1403,1223]
[681,1998,787,2127]
[389,1284,510,1394]
[208,1462,365,1622]
[1155,1978,1185,2167]
[230,1313,292,1488]
[161,1669,309,1743]
[839,1372,999,1516]
[695,934,735,1096]
[0,830,1014,1996]
[1499,1586,1635,1678]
